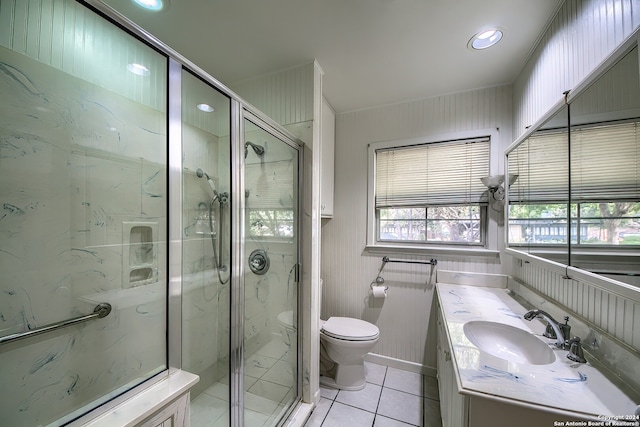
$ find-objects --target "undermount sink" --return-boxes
[463,321,556,365]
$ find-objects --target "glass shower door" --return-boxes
[0,1,168,425]
[243,117,300,426]
[181,69,232,427]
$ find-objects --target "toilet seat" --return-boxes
[321,317,379,341]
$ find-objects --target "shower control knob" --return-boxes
[248,249,270,275]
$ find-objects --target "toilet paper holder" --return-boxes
[370,277,388,292]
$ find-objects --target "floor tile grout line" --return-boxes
[373,366,387,415]
[320,398,336,426]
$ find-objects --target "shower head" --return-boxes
[196,168,218,199]
[244,141,265,158]
[195,168,208,179]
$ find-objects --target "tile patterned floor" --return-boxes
[304,362,442,427]
[190,339,295,427]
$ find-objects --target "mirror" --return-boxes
[568,45,640,280]
[507,105,569,265]
[507,45,640,285]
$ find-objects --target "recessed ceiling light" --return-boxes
[132,0,165,11]
[197,103,215,113]
[468,29,503,50]
[127,63,150,76]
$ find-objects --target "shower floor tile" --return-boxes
[245,354,279,378]
[248,378,292,402]
[256,338,290,359]
[191,392,228,426]
[245,391,281,415]
[191,336,296,427]
[261,359,295,387]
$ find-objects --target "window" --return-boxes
[369,135,491,246]
[508,121,640,247]
[248,209,294,238]
[245,155,297,240]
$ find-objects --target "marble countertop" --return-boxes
[436,283,637,419]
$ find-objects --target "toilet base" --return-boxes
[319,362,367,391]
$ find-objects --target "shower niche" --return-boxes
[122,221,159,288]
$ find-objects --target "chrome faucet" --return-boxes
[566,337,587,363]
[524,309,571,349]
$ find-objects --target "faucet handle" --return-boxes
[567,337,587,363]
[559,317,571,343]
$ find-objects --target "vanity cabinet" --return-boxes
[437,303,565,427]
[320,96,335,218]
[436,304,468,427]
[435,283,634,427]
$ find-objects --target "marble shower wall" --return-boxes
[181,123,230,391]
[243,127,300,360]
[0,31,168,427]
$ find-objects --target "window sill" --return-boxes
[364,244,500,259]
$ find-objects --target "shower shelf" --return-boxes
[122,221,158,288]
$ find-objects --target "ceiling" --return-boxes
[98,0,563,113]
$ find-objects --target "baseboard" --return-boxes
[365,352,437,378]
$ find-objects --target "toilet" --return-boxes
[319,280,380,390]
[277,309,296,347]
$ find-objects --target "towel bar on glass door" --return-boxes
[0,303,112,345]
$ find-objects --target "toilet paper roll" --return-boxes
[371,285,388,298]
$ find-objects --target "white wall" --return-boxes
[231,62,316,129]
[323,85,512,368]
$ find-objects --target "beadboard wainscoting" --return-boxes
[512,0,640,139]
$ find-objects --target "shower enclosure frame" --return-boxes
[234,109,305,426]
[65,1,308,426]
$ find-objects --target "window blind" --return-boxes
[508,131,569,203]
[375,137,490,208]
[508,121,640,204]
[571,121,640,202]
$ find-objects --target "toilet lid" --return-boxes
[321,317,379,341]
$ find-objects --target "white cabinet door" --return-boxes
[437,306,468,427]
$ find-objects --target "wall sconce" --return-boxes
[480,174,518,209]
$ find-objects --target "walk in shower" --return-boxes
[0,1,303,426]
